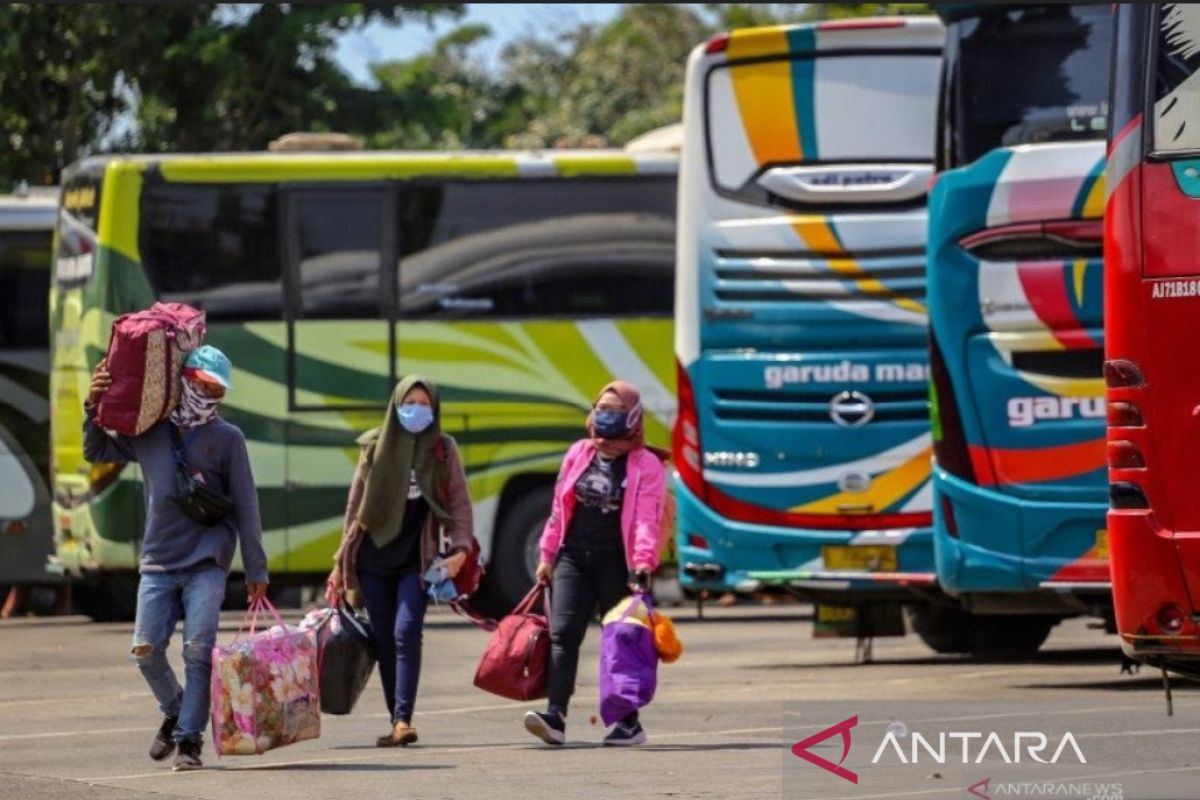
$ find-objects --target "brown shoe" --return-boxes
[375,721,418,747]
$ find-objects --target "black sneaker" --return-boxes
[173,738,203,771]
[603,720,647,747]
[523,710,566,746]
[149,715,178,761]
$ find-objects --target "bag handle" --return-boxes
[513,583,551,618]
[236,596,288,642]
[615,590,654,625]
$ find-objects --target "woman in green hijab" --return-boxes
[326,375,475,746]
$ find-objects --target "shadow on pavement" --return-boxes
[1018,675,1200,692]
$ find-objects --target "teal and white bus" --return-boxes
[673,17,948,640]
[50,149,677,620]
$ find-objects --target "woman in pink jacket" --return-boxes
[523,380,666,748]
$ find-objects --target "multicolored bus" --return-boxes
[927,3,1112,653]
[50,150,677,620]
[673,18,946,634]
[0,188,61,591]
[1107,3,1200,676]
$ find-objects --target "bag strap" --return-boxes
[449,598,498,632]
[168,424,202,471]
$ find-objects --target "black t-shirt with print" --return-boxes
[564,453,627,554]
[358,471,429,576]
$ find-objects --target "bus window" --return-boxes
[1153,4,1200,152]
[944,4,1111,168]
[0,230,52,348]
[707,50,940,202]
[292,192,387,319]
[398,179,676,319]
[140,183,282,320]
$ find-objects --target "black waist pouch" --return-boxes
[170,425,235,526]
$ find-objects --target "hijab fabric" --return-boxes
[586,380,645,458]
[357,375,452,548]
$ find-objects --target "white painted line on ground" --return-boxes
[0,725,151,742]
[0,691,149,709]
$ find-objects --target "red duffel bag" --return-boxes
[96,302,206,436]
[473,585,550,701]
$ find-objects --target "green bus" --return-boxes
[51,150,678,620]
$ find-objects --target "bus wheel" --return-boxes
[490,486,553,612]
[909,604,974,654]
[73,576,139,622]
[967,615,1058,659]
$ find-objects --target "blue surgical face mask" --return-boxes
[593,409,629,440]
[396,403,434,434]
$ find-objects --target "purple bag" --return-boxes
[598,592,659,726]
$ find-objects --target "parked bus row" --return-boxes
[22,2,1193,675]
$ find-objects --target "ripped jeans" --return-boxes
[130,563,225,743]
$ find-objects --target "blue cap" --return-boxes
[183,345,233,390]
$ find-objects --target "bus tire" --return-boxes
[74,575,139,622]
[967,615,1057,659]
[909,604,974,654]
[490,485,554,613]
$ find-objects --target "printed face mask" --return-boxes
[396,403,434,433]
[592,409,629,439]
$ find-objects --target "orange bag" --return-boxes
[651,610,682,664]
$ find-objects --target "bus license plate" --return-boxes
[822,545,897,572]
[1095,529,1109,559]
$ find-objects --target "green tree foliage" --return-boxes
[1,2,936,188]
[0,3,460,189]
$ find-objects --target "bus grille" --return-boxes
[712,248,926,304]
[712,387,929,424]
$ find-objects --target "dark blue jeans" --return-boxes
[357,568,428,724]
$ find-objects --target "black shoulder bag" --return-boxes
[169,425,235,526]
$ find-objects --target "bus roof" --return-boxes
[0,190,59,232]
[62,149,678,185]
[702,16,944,60]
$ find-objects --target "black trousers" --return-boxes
[546,545,637,722]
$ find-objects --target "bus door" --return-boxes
[282,186,396,573]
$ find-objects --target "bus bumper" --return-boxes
[1111,508,1200,662]
[933,468,1110,599]
[674,478,937,601]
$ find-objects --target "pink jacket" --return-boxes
[538,439,667,571]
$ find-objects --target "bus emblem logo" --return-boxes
[838,471,872,494]
[829,391,875,428]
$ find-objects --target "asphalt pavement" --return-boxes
[0,602,1195,800]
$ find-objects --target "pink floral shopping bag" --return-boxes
[210,598,321,755]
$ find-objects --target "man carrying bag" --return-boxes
[84,345,268,771]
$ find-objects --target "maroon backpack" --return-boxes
[97,302,206,436]
[473,585,550,701]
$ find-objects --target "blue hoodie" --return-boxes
[83,408,269,584]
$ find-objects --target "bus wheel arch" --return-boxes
[485,476,555,614]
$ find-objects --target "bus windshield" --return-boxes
[707,50,940,195]
[947,4,1111,166]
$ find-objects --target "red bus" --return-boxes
[1106,3,1200,679]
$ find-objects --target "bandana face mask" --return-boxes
[170,380,222,429]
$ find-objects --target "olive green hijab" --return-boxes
[357,375,452,548]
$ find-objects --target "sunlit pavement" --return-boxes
[0,602,1194,800]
